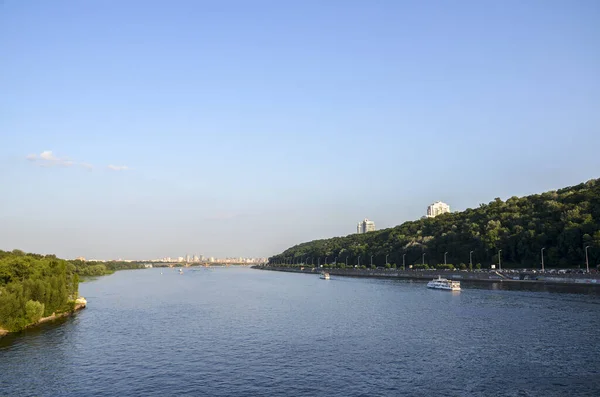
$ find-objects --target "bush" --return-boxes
[25,300,45,323]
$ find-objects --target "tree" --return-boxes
[268,178,600,270]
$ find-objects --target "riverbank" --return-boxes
[253,266,600,287]
[0,297,87,338]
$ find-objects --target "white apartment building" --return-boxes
[357,218,376,234]
[427,201,450,218]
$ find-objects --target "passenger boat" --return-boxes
[320,272,330,280]
[179,269,183,274]
[427,276,460,291]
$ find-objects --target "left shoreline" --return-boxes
[0,297,87,338]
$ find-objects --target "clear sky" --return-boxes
[1,0,599,260]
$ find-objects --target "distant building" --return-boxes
[357,218,376,234]
[427,201,450,218]
[75,256,86,261]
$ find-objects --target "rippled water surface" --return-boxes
[2,267,600,396]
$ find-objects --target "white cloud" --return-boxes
[26,151,132,172]
[107,165,129,171]
[26,150,92,170]
[39,150,58,161]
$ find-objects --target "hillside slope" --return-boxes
[269,179,600,269]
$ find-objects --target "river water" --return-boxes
[1,267,599,396]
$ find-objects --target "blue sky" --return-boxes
[1,0,599,259]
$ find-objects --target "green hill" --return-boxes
[268,178,600,270]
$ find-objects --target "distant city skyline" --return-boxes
[1,1,599,259]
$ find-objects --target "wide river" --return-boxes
[1,267,599,396]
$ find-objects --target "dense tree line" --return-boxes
[71,260,145,277]
[0,250,79,331]
[0,250,144,332]
[269,179,600,270]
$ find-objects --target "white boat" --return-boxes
[320,272,330,280]
[427,276,460,291]
[179,269,183,274]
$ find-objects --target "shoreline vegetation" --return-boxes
[0,250,143,337]
[268,178,600,271]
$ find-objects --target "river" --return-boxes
[1,267,599,396]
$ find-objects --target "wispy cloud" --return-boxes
[107,165,129,171]
[26,150,76,168]
[27,150,94,170]
[27,151,130,172]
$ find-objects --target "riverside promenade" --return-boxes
[253,266,600,288]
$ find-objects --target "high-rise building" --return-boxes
[356,218,376,234]
[427,201,450,218]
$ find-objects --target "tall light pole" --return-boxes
[385,254,389,266]
[318,258,320,267]
[325,256,328,266]
[334,256,338,266]
[541,247,545,272]
[498,249,502,271]
[422,253,426,266]
[370,255,374,268]
[469,251,474,269]
[444,252,448,266]
[585,246,591,273]
[358,256,361,267]
[403,253,406,270]
[346,257,348,267]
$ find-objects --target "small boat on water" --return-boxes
[179,269,183,274]
[427,276,460,291]
[320,272,330,280]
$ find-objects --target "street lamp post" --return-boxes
[371,255,374,268]
[422,253,426,266]
[444,252,448,266]
[345,257,348,267]
[541,248,545,272]
[585,246,591,273]
[498,250,502,271]
[385,254,389,266]
[403,254,406,270]
[469,251,474,269]
[325,257,328,266]
[318,258,320,267]
[358,256,361,267]
[334,256,338,266]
